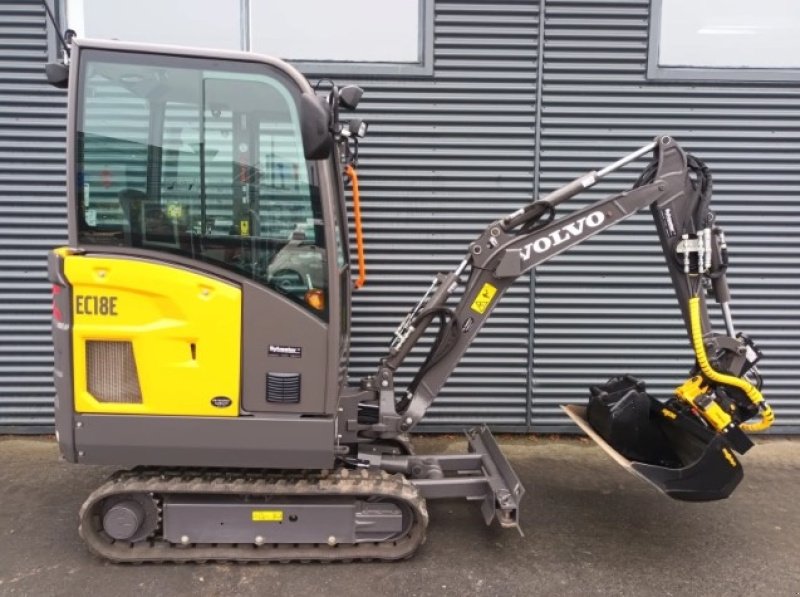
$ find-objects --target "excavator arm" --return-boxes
[356,136,772,455]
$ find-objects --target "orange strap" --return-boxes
[345,165,367,289]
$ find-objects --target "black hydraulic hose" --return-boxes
[634,153,712,224]
[520,201,556,233]
[634,152,714,270]
[396,198,555,414]
[633,160,658,189]
[395,307,459,412]
[359,305,458,420]
[506,200,556,232]
[688,155,713,227]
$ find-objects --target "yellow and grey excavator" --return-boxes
[44,36,773,563]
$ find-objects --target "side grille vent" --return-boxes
[86,340,143,403]
[266,373,301,404]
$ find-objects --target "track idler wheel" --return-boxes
[100,493,159,542]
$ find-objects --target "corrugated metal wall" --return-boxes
[1,0,798,434]
[312,0,539,429]
[531,0,800,432]
[0,1,67,432]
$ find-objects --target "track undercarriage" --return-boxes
[79,426,523,563]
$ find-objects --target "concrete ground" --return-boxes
[0,435,799,597]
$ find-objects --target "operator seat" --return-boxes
[118,188,148,247]
[118,188,177,247]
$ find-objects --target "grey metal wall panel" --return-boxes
[0,0,539,432]
[4,0,798,435]
[532,0,800,432]
[0,1,67,432]
[302,0,539,429]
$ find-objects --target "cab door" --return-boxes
[69,43,340,417]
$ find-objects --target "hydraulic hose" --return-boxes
[689,297,774,432]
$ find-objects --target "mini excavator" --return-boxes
[45,37,773,562]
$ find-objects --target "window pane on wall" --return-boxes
[251,0,420,63]
[659,0,800,68]
[68,0,242,50]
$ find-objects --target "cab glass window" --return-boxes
[76,50,328,318]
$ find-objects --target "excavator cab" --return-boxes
[51,39,358,468]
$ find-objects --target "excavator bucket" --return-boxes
[561,377,743,502]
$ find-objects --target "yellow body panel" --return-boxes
[65,255,241,416]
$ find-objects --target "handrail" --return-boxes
[345,165,367,289]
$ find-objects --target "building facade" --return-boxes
[1,0,798,433]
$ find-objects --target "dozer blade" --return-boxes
[561,405,743,502]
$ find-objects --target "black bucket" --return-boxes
[562,375,743,502]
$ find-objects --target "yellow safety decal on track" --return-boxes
[661,408,677,420]
[252,510,284,522]
[470,283,498,315]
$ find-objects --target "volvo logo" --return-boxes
[520,210,606,262]
[210,396,232,408]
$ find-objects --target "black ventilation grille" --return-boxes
[86,340,143,403]
[266,373,301,404]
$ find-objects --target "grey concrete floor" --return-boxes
[1,435,799,597]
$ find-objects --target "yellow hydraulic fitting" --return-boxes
[688,297,774,432]
[674,375,734,433]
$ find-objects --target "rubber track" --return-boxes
[78,467,428,563]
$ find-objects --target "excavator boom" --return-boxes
[349,136,770,500]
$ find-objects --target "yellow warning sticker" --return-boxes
[470,283,498,315]
[251,510,284,522]
[240,219,250,236]
[166,203,183,219]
